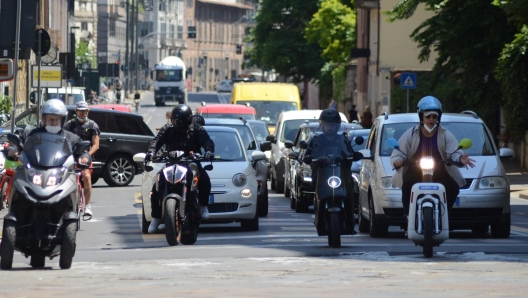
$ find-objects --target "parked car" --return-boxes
[215,80,233,93]
[267,110,348,195]
[135,126,261,233]
[30,87,87,106]
[357,111,514,238]
[1,105,154,186]
[204,118,271,217]
[196,103,256,120]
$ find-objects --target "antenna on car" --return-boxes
[461,110,479,119]
[381,112,388,120]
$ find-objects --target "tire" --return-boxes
[295,198,307,213]
[59,220,77,269]
[275,166,284,194]
[30,255,45,268]
[328,212,341,248]
[358,201,370,233]
[471,224,489,235]
[164,198,180,246]
[180,213,199,246]
[141,203,149,234]
[0,220,16,270]
[290,188,296,210]
[258,186,269,217]
[422,207,434,258]
[241,210,259,231]
[283,173,290,198]
[103,154,136,187]
[491,213,510,239]
[368,193,388,238]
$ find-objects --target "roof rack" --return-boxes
[460,110,479,119]
[381,112,388,120]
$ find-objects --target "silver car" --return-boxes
[358,111,514,238]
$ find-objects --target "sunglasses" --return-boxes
[425,114,438,120]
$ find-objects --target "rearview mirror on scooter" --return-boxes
[299,140,308,149]
[458,138,472,150]
[7,133,22,151]
[204,164,213,171]
[353,136,364,146]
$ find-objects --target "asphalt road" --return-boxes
[1,92,528,296]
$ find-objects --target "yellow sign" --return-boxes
[33,69,61,81]
[31,65,63,88]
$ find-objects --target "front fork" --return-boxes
[416,198,440,234]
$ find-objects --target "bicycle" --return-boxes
[75,163,94,230]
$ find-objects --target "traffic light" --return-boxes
[236,45,242,54]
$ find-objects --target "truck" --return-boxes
[151,56,187,106]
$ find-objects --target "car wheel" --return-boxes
[258,185,269,217]
[275,167,284,194]
[290,185,296,210]
[358,200,369,233]
[283,175,290,198]
[368,192,388,238]
[270,171,276,191]
[491,213,510,239]
[241,210,259,231]
[103,154,136,187]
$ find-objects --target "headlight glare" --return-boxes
[327,176,341,188]
[419,157,435,170]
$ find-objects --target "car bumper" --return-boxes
[204,179,258,222]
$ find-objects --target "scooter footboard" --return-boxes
[408,183,449,244]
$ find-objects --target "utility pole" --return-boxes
[125,0,129,97]
[135,1,139,91]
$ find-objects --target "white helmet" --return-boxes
[41,99,67,133]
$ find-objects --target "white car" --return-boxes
[134,126,262,233]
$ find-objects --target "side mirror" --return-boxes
[358,149,373,161]
[204,164,213,171]
[133,153,146,163]
[287,151,298,159]
[260,141,271,152]
[30,91,38,104]
[299,140,308,149]
[284,140,293,149]
[354,136,364,146]
[74,140,91,155]
[499,148,514,160]
[266,135,276,144]
[7,133,22,151]
[251,151,266,161]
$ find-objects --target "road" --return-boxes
[1,92,528,296]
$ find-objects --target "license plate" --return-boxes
[454,197,460,206]
[209,194,214,204]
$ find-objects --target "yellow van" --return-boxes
[230,82,301,134]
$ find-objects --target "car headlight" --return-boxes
[380,177,396,189]
[232,173,247,187]
[303,177,312,183]
[241,188,252,197]
[479,177,507,189]
[327,176,341,188]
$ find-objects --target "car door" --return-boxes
[359,120,379,216]
[111,113,154,157]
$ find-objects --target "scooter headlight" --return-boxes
[46,168,67,186]
[27,165,67,186]
[419,157,435,170]
[327,176,341,188]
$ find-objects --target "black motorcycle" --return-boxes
[0,133,90,270]
[146,151,212,246]
[300,135,364,247]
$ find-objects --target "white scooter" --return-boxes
[387,137,472,258]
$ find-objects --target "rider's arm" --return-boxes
[147,124,170,154]
[89,134,99,156]
[197,125,214,153]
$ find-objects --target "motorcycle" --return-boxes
[139,151,212,246]
[299,134,364,248]
[387,137,472,257]
[0,132,90,270]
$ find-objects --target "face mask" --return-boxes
[423,123,437,133]
[77,116,87,122]
[46,126,61,133]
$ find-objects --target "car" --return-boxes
[232,76,256,83]
[285,122,363,212]
[30,87,87,106]
[196,103,256,120]
[215,80,233,93]
[90,103,131,113]
[348,129,371,214]
[267,110,349,195]
[1,105,154,187]
[247,120,272,176]
[357,111,515,238]
[204,118,271,217]
[135,126,261,233]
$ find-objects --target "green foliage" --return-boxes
[75,40,95,66]
[305,0,356,64]
[0,95,11,114]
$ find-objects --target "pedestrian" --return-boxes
[360,105,373,129]
[348,104,359,123]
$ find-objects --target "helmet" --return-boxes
[42,99,68,132]
[319,108,341,137]
[170,104,193,129]
[192,114,205,126]
[417,96,442,122]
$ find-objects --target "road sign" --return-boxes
[31,65,62,88]
[33,28,51,56]
[401,73,417,89]
[0,58,14,81]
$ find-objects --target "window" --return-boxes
[177,25,183,39]
[187,0,193,8]
[113,114,140,135]
[86,111,108,132]
[81,22,88,31]
[110,20,116,37]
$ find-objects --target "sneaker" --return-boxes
[84,205,92,218]
[200,206,209,220]
[148,218,161,234]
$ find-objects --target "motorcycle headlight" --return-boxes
[46,168,67,186]
[327,176,341,188]
[232,173,247,187]
[479,177,507,189]
[27,165,67,186]
[419,157,435,170]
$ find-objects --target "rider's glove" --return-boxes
[145,152,154,162]
[317,156,330,166]
[352,151,363,162]
[205,151,214,161]
[302,155,312,165]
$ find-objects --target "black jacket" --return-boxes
[148,123,214,156]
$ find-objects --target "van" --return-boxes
[30,87,87,106]
[230,83,301,134]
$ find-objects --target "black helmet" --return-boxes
[192,114,205,126]
[171,104,193,129]
[319,108,341,137]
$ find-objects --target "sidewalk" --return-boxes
[503,159,528,199]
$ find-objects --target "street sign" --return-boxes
[31,65,62,88]
[401,73,417,89]
[33,28,51,56]
[0,58,14,81]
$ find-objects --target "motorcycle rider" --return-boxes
[145,104,214,233]
[390,96,476,221]
[64,101,101,218]
[192,114,206,126]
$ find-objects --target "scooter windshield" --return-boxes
[313,144,349,164]
[24,132,72,167]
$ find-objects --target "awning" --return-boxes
[196,0,253,10]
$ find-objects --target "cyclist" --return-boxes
[64,101,101,218]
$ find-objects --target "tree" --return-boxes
[387,0,516,141]
[247,0,325,82]
[75,40,95,68]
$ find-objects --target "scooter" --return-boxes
[142,151,212,246]
[387,137,472,257]
[300,135,364,248]
[0,133,90,270]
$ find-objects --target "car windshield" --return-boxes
[248,122,270,142]
[237,101,298,125]
[282,119,318,142]
[1,107,38,129]
[207,131,246,162]
[215,125,257,150]
[202,113,255,120]
[46,93,84,104]
[24,132,72,167]
[379,122,496,156]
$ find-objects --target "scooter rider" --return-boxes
[145,104,214,233]
[390,96,475,219]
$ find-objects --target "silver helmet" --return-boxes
[41,99,68,132]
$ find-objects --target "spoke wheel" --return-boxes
[103,154,136,187]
